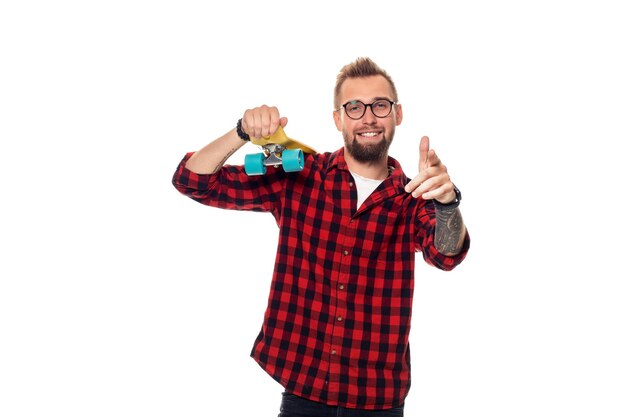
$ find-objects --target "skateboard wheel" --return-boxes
[244,153,267,175]
[282,149,304,172]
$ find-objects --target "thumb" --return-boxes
[419,136,430,172]
[280,117,288,128]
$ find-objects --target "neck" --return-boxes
[344,149,389,180]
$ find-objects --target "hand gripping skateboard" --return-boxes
[244,126,317,175]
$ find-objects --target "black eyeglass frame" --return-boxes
[337,99,397,120]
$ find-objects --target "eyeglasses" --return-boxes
[338,99,396,120]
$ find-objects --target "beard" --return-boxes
[343,127,395,164]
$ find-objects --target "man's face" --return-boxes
[333,75,403,164]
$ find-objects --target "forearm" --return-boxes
[434,207,467,256]
[185,128,246,174]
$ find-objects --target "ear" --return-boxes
[395,103,403,126]
[333,110,342,131]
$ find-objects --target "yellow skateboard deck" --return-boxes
[250,126,317,155]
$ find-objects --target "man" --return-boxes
[172,57,470,416]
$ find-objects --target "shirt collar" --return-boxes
[328,147,409,192]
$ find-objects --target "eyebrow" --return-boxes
[346,96,393,104]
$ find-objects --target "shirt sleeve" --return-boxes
[414,199,470,271]
[171,152,286,220]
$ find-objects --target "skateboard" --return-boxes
[244,126,317,175]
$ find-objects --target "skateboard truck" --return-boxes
[244,127,315,176]
[262,143,288,166]
[244,145,304,175]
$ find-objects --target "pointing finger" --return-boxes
[427,149,441,167]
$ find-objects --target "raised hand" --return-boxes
[404,136,456,204]
[241,105,288,139]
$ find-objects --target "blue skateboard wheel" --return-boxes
[244,153,267,175]
[282,149,304,172]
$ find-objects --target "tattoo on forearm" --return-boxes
[435,208,465,255]
[211,148,238,174]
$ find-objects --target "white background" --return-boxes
[1,1,624,416]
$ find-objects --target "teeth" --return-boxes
[359,132,379,137]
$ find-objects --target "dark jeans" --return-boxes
[278,392,404,417]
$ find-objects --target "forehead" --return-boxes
[339,75,394,103]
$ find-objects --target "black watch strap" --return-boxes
[434,184,461,210]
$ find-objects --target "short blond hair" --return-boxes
[334,57,398,109]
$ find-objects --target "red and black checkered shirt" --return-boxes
[172,147,470,410]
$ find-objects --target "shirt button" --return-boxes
[349,182,354,187]
[338,284,344,290]
[343,250,349,256]
[337,316,343,322]
[331,349,337,355]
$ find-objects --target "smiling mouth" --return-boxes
[357,131,382,139]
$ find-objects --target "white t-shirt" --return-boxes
[350,170,384,209]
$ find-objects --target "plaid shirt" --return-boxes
[172,148,470,410]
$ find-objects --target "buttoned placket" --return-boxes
[324,176,360,400]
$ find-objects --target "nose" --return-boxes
[362,105,377,123]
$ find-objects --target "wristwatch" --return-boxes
[434,184,461,210]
